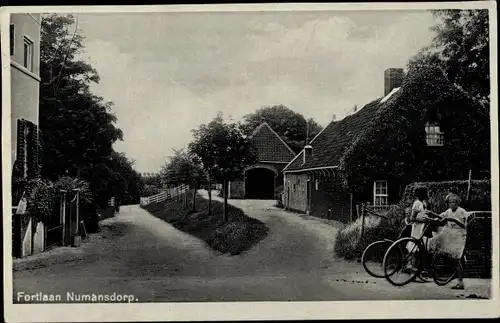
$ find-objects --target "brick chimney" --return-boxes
[384,68,405,96]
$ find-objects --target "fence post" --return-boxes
[350,192,354,222]
[360,203,365,241]
[466,169,472,204]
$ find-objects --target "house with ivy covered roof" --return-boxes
[282,67,489,222]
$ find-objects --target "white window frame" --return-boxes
[425,122,444,147]
[23,36,34,72]
[373,180,389,206]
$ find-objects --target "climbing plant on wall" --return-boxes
[25,178,56,230]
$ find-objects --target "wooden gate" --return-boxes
[46,193,67,248]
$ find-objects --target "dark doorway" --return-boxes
[46,195,64,249]
[306,180,312,213]
[245,168,275,199]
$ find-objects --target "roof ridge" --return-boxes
[254,122,296,155]
[283,120,331,172]
[283,97,385,172]
[250,122,267,137]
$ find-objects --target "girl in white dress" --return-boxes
[426,193,468,290]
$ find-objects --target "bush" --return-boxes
[25,178,56,225]
[142,184,161,197]
[402,180,491,212]
[206,218,269,255]
[333,205,406,260]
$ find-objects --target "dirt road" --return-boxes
[12,193,489,302]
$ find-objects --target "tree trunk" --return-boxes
[223,179,228,222]
[207,179,212,216]
[192,187,197,212]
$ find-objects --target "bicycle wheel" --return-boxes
[362,239,394,278]
[383,237,424,287]
[432,252,458,286]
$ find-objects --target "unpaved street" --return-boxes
[13,193,489,302]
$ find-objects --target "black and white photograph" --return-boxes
[2,2,498,321]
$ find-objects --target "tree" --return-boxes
[189,113,257,221]
[417,9,489,105]
[241,105,323,153]
[39,14,143,205]
[40,14,123,180]
[160,149,206,212]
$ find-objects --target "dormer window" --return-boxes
[425,123,444,146]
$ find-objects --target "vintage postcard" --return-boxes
[2,2,499,322]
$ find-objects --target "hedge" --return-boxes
[333,205,406,260]
[142,191,269,255]
[401,179,491,212]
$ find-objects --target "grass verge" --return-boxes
[142,191,269,255]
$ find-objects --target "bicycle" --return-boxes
[382,216,465,287]
[361,218,412,278]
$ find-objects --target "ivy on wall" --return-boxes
[338,65,490,195]
[25,178,56,227]
[54,176,93,208]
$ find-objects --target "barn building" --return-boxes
[228,122,296,199]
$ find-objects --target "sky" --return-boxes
[74,10,438,173]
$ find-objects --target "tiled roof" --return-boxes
[249,122,296,163]
[284,98,383,171]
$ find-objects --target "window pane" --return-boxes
[10,25,14,55]
[375,196,388,206]
[23,43,28,67]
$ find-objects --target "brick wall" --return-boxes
[283,173,309,213]
[284,174,353,222]
[464,213,492,278]
[311,179,352,223]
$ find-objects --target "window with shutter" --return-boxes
[16,119,27,179]
[26,122,40,179]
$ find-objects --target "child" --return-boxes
[426,193,468,290]
[404,187,436,272]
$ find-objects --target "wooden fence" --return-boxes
[140,184,189,206]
